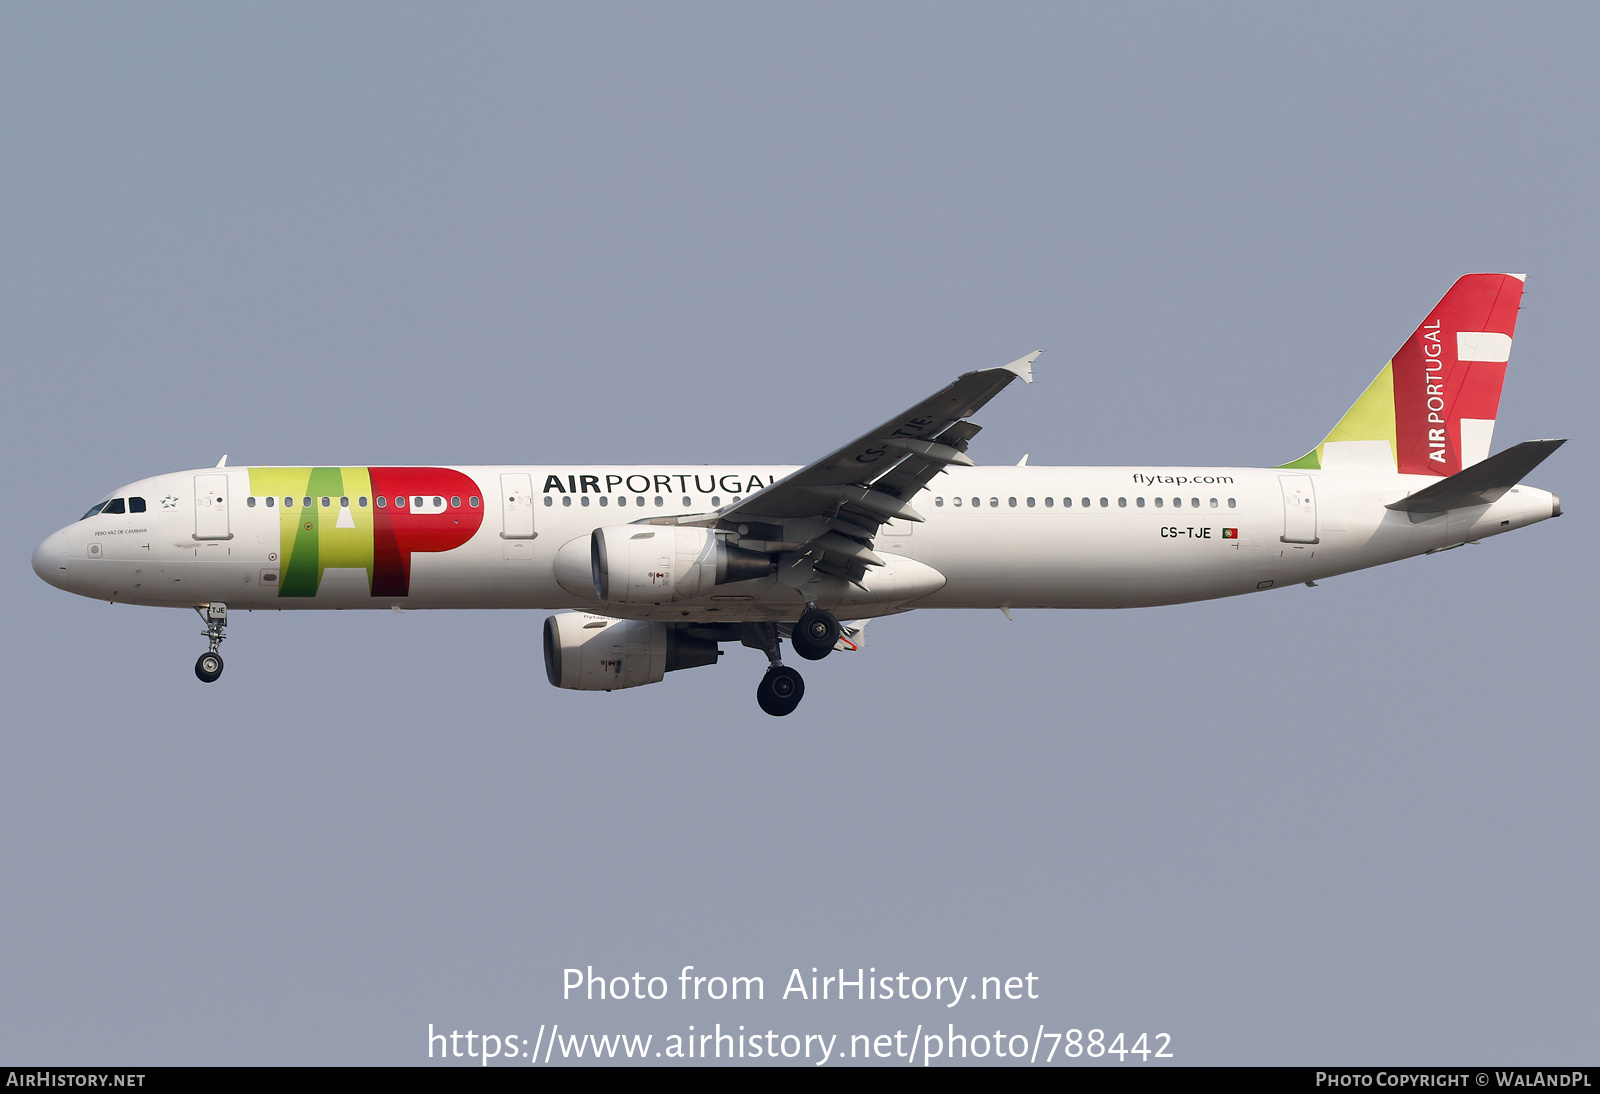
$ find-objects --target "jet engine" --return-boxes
[542,613,721,691]
[590,525,771,604]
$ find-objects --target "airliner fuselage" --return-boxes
[29,275,1566,715]
[31,462,1559,616]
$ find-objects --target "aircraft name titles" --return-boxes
[542,473,778,496]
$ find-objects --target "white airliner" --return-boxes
[33,274,1563,715]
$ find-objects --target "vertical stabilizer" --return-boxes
[1282,274,1524,475]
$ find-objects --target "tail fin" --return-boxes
[1281,274,1525,475]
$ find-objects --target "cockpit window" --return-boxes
[80,502,107,520]
[128,497,146,513]
[102,498,126,515]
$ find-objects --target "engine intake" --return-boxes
[590,525,771,604]
[543,613,721,691]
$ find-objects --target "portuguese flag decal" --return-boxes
[1222,528,1239,539]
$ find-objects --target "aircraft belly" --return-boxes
[910,513,1261,608]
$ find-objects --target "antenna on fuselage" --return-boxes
[215,455,228,468]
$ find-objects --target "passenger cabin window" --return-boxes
[543,496,552,506]
[359,496,368,507]
[340,496,349,507]
[103,498,126,514]
[581,496,590,506]
[1008,497,1017,507]
[953,497,963,507]
[1228,498,1237,508]
[1155,497,1164,508]
[1099,498,1108,507]
[1136,497,1144,507]
[563,496,572,507]
[376,496,387,508]
[1118,497,1127,507]
[935,497,945,507]
[303,497,312,508]
[1045,497,1054,507]
[1210,498,1219,508]
[1027,497,1035,507]
[469,496,479,507]
[1081,498,1090,508]
[598,496,608,506]
[247,497,256,508]
[266,496,276,508]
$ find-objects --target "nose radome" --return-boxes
[31,529,70,589]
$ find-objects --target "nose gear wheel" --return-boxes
[193,603,228,683]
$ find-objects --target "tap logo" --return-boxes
[246,467,485,598]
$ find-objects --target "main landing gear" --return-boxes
[194,603,227,683]
[747,606,841,716]
[790,606,842,661]
[756,665,805,717]
[747,620,806,717]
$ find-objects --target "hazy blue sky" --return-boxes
[2,2,1594,1065]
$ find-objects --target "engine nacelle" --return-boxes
[542,613,721,691]
[590,525,771,604]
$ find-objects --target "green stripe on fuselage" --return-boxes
[246,467,376,598]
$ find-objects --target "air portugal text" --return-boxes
[542,473,778,496]
[1424,319,1449,465]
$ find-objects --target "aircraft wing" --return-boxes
[707,352,1039,584]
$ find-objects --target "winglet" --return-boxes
[1002,351,1040,384]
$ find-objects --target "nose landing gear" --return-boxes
[193,603,228,683]
[195,650,224,683]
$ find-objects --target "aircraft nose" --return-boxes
[31,529,70,589]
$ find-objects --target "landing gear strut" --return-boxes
[194,603,227,683]
[746,621,805,717]
[790,605,841,661]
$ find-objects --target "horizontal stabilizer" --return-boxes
[1386,439,1566,516]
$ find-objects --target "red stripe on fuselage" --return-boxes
[368,468,485,596]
